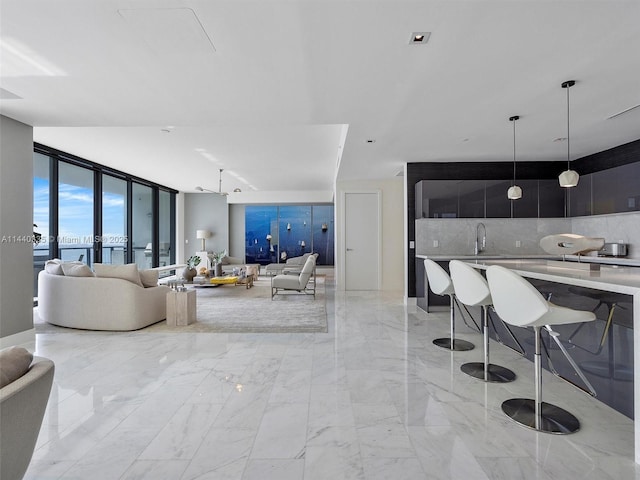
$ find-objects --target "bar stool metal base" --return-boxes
[501,398,580,434]
[460,362,516,383]
[433,338,474,351]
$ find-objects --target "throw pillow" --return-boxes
[139,269,159,288]
[44,259,64,275]
[93,263,144,287]
[0,346,33,389]
[61,263,95,277]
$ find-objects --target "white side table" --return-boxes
[166,289,196,326]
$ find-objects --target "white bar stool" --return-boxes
[424,259,474,351]
[486,265,596,434]
[449,260,516,383]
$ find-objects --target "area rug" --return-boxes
[35,277,327,334]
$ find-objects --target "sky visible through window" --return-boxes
[33,177,126,251]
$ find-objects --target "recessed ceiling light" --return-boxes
[409,32,431,45]
[366,139,376,144]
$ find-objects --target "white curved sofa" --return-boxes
[38,271,170,331]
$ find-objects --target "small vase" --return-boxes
[214,263,223,277]
[182,267,196,282]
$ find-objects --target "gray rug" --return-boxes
[35,277,327,334]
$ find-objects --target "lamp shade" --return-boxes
[558,169,579,187]
[507,185,522,200]
[196,230,212,251]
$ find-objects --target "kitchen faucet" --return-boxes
[474,222,486,255]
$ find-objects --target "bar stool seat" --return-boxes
[449,260,515,383]
[487,265,596,434]
[424,259,474,351]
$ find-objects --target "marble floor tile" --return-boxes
[242,459,304,480]
[21,274,640,479]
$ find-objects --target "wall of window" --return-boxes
[244,205,334,265]
[33,144,176,296]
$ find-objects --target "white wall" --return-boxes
[229,204,245,258]
[336,177,404,292]
[0,115,35,345]
[227,191,333,204]
[183,193,228,260]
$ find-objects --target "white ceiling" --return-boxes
[1,0,640,193]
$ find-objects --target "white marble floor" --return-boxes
[23,277,640,479]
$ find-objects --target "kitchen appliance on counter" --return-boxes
[598,242,628,257]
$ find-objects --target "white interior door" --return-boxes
[345,192,380,290]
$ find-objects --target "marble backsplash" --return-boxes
[416,211,640,259]
[415,218,571,256]
[571,211,640,259]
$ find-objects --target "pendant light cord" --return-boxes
[509,115,519,187]
[566,83,571,170]
[512,118,517,186]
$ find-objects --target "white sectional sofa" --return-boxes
[38,266,170,331]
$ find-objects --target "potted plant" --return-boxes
[208,249,227,277]
[182,255,201,282]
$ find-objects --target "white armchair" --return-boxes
[270,255,316,299]
[1,350,54,480]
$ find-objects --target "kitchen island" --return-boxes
[465,258,640,464]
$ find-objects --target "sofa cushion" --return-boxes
[44,259,64,275]
[61,263,95,277]
[139,269,159,288]
[0,346,33,388]
[93,263,144,287]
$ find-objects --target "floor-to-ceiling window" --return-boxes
[102,174,127,265]
[159,190,173,267]
[245,205,334,265]
[132,183,153,270]
[32,144,176,297]
[58,162,95,264]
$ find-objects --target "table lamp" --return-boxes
[196,230,212,251]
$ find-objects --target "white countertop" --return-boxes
[416,253,640,267]
[463,258,640,295]
[416,254,556,261]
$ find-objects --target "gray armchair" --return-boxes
[1,353,55,480]
[271,255,316,299]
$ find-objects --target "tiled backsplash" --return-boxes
[415,211,640,259]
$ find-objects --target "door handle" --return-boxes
[346,248,354,251]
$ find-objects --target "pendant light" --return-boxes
[558,80,579,187]
[507,115,522,200]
